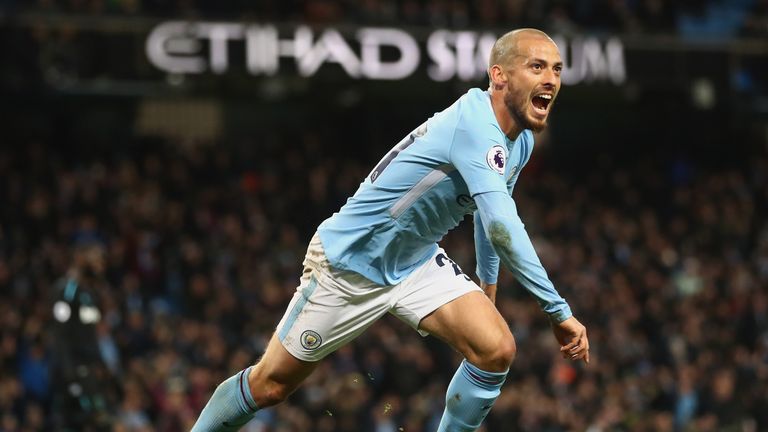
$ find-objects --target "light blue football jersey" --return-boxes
[318,88,533,286]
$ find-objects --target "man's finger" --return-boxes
[579,335,588,350]
[560,338,580,352]
[569,342,588,359]
[568,336,587,354]
[583,336,590,364]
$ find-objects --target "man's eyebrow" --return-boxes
[530,57,564,68]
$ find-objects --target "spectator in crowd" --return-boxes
[49,239,118,431]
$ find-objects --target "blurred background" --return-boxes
[1,1,767,431]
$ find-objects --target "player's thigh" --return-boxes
[390,248,511,356]
[418,290,512,362]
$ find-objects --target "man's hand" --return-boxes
[551,316,590,364]
[480,282,497,304]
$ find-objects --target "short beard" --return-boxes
[506,93,548,133]
[516,107,547,133]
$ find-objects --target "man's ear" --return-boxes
[489,64,507,90]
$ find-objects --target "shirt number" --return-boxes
[369,122,426,183]
[436,253,471,281]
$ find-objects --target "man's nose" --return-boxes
[542,68,558,88]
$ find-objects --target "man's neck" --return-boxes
[488,89,522,141]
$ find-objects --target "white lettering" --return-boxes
[281,26,313,60]
[556,36,626,85]
[476,33,496,81]
[428,30,500,82]
[455,31,476,80]
[358,28,420,80]
[554,36,582,85]
[606,37,626,84]
[246,25,279,75]
[582,38,609,83]
[427,30,456,81]
[145,22,626,85]
[146,21,206,74]
[298,28,361,77]
[198,23,243,74]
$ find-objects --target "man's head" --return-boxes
[73,241,106,279]
[488,29,562,133]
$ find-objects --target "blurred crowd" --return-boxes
[0,127,767,432]
[0,0,765,430]
[0,0,766,38]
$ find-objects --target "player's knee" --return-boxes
[476,333,516,372]
[491,334,517,370]
[499,334,517,366]
[258,382,293,407]
[247,367,295,408]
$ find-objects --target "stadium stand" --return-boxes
[1,1,767,431]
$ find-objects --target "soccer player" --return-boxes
[191,28,590,432]
[50,239,118,430]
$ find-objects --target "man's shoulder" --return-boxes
[455,88,490,117]
[421,88,501,157]
[453,89,501,137]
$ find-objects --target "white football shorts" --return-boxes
[276,232,482,362]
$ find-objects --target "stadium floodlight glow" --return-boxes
[146,22,627,85]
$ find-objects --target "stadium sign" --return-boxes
[146,22,626,85]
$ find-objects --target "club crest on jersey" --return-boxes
[486,145,506,175]
[300,330,322,350]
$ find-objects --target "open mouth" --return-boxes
[531,94,552,115]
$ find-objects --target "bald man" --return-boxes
[192,28,590,432]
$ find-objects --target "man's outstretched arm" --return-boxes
[473,190,589,363]
[473,191,571,321]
